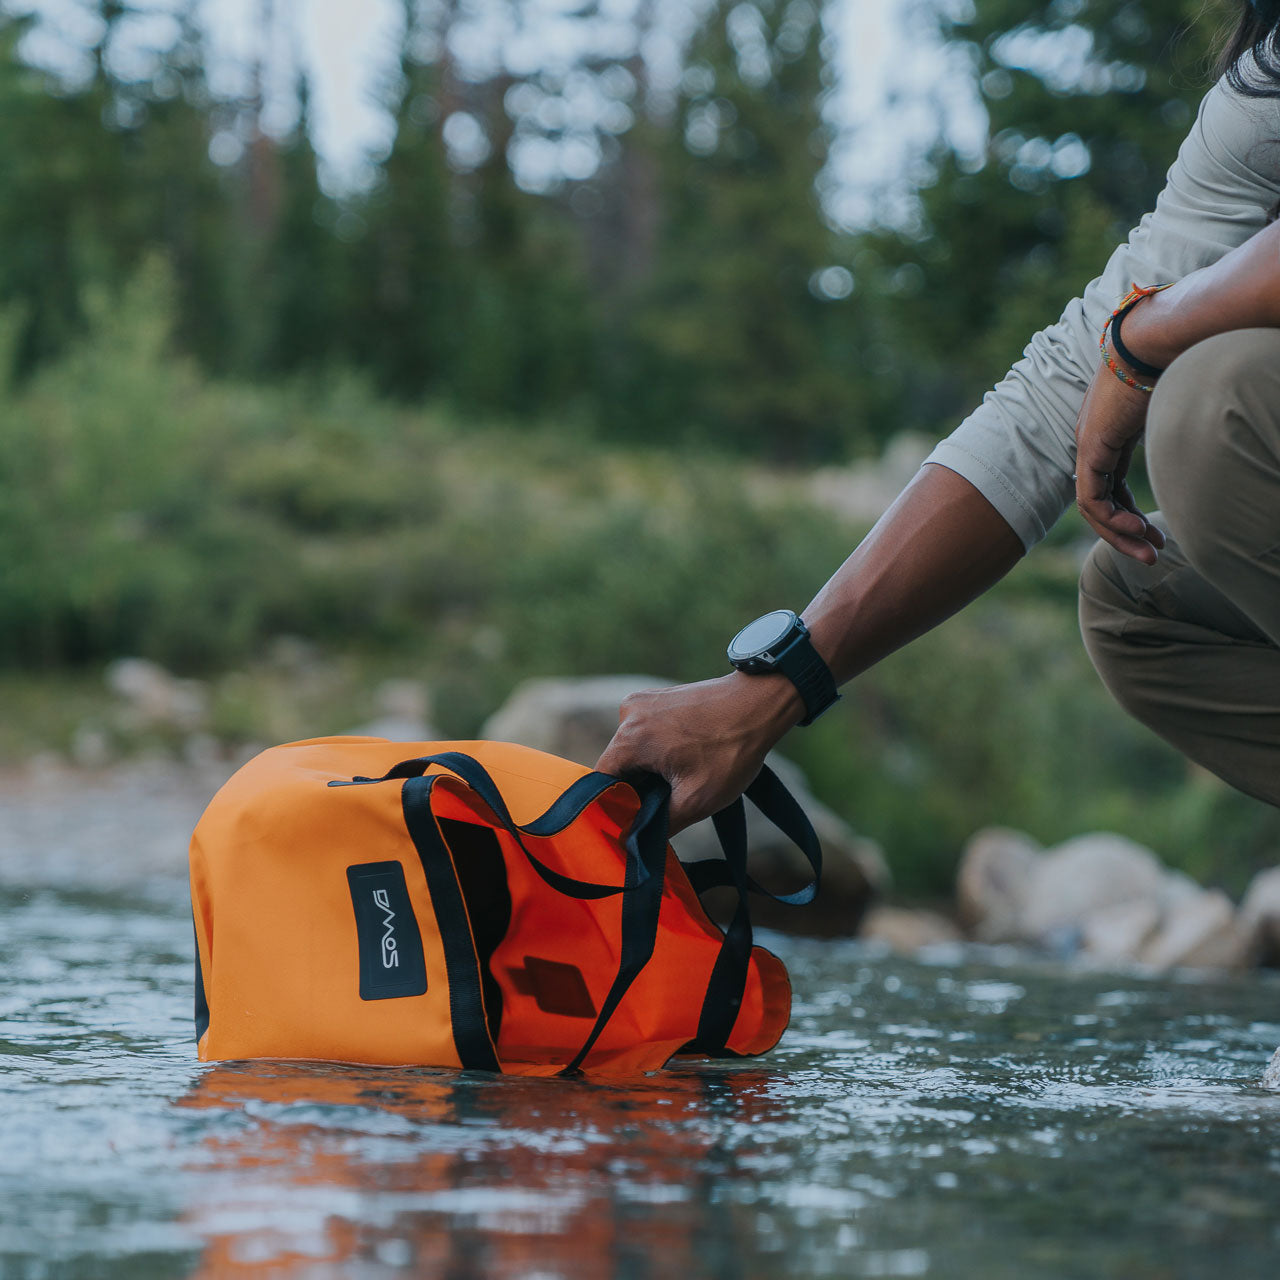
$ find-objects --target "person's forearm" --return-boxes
[596,460,1024,829]
[802,462,1024,688]
[1122,221,1280,367]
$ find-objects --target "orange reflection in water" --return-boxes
[178,1060,788,1277]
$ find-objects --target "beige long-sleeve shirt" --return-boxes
[925,72,1280,549]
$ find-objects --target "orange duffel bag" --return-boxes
[189,737,821,1075]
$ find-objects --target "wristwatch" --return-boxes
[727,610,840,726]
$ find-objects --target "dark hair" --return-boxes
[1217,3,1280,222]
[1219,2,1280,95]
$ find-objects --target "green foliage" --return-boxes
[613,0,872,458]
[1,3,1274,902]
[5,262,1279,899]
[869,0,1234,423]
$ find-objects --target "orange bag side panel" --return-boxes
[192,741,475,1066]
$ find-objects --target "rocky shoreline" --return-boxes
[5,664,1280,984]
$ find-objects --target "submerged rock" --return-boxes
[1239,867,1280,967]
[956,827,1253,970]
[1264,1047,1280,1091]
[1021,834,1167,946]
[482,675,888,933]
[955,827,1039,943]
[859,906,963,953]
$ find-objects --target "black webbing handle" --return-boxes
[560,771,671,1075]
[681,765,822,905]
[686,765,823,1056]
[373,751,673,1075]
[337,753,628,900]
[340,751,819,1072]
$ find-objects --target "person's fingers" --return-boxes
[1077,474,1160,563]
[1109,480,1166,549]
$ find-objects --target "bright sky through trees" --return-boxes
[3,0,985,226]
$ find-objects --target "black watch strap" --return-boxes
[775,633,840,726]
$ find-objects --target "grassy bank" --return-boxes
[4,265,1277,897]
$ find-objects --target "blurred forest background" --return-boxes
[3,0,1276,896]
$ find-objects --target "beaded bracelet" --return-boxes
[1099,282,1174,393]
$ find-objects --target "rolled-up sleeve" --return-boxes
[924,74,1280,550]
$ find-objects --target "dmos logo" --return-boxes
[372,887,399,968]
[347,863,427,999]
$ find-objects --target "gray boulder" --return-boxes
[1021,834,1168,947]
[1239,867,1280,966]
[345,678,438,742]
[482,675,888,933]
[956,826,1249,970]
[859,906,963,953]
[1263,1046,1280,1092]
[1138,887,1247,970]
[955,827,1039,943]
[482,675,661,766]
[1078,899,1161,967]
[106,657,208,733]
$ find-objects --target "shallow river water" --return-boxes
[2,876,1279,1280]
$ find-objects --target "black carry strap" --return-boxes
[370,752,671,1074]
[402,774,503,1072]
[681,766,821,906]
[333,754,627,900]
[340,751,819,1072]
[560,771,670,1075]
[686,765,823,1056]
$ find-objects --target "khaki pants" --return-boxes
[1078,328,1280,808]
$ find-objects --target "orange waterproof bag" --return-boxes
[189,737,820,1075]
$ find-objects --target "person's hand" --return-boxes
[1074,354,1166,565]
[595,673,803,833]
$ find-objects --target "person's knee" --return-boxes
[1145,330,1280,575]
[1078,537,1135,688]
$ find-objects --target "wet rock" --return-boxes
[955,827,1039,943]
[481,674,667,767]
[1078,899,1161,966]
[1263,1047,1280,1091]
[106,657,208,733]
[1139,888,1248,970]
[1238,867,1280,967]
[483,675,888,933]
[859,906,962,953]
[1020,834,1167,947]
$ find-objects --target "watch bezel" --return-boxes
[727,609,804,669]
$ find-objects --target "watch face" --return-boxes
[728,610,799,662]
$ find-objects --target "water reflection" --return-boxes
[4,885,1280,1278]
[179,1061,788,1278]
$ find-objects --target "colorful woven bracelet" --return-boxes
[1099,282,1174,393]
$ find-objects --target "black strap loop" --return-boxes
[347,753,628,900]
[338,750,820,1072]
[681,765,822,906]
[561,773,671,1075]
[376,750,673,1074]
[685,765,823,1056]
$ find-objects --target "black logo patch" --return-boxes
[347,862,428,1000]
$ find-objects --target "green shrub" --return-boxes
[4,259,1278,898]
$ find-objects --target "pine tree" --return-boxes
[871,0,1226,419]
[616,0,869,459]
